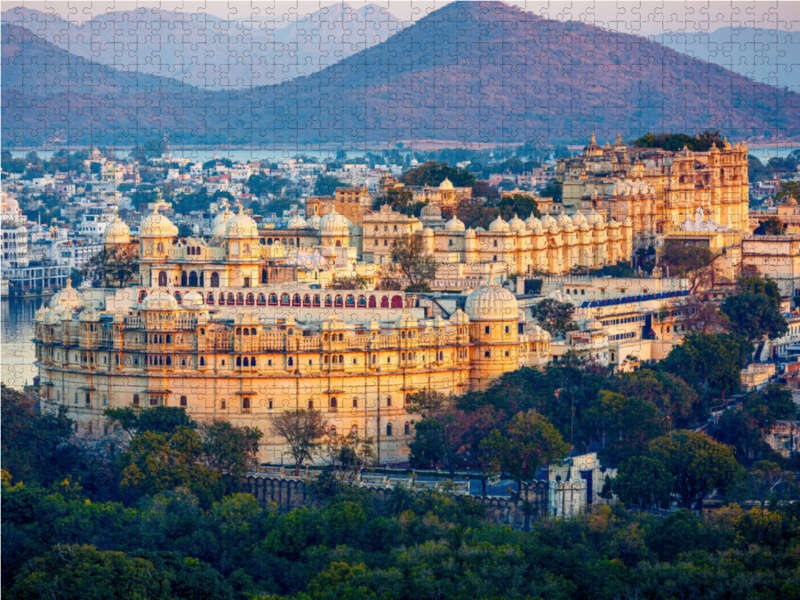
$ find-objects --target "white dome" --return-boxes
[140,207,178,238]
[307,214,322,229]
[319,206,351,235]
[556,212,571,227]
[540,213,557,229]
[225,209,259,238]
[572,213,587,226]
[464,284,519,321]
[438,177,454,190]
[586,209,603,226]
[449,308,470,325]
[50,279,84,310]
[445,215,465,232]
[182,290,206,309]
[103,217,130,244]
[421,204,442,219]
[141,290,179,311]
[525,214,542,229]
[287,214,309,229]
[488,216,509,232]
[508,214,526,232]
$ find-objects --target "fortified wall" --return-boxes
[242,475,589,530]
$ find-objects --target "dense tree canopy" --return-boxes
[400,162,476,188]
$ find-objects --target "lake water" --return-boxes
[1,297,40,391]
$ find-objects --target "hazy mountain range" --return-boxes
[1,3,403,89]
[658,27,800,94]
[3,1,799,148]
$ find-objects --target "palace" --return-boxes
[33,206,551,463]
[558,134,750,249]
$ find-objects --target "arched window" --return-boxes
[236,293,244,305]
[308,400,314,409]
[439,351,444,361]
[188,271,198,287]
[236,356,242,366]
[281,294,290,306]
[357,295,366,307]
[239,327,246,335]
[257,293,266,306]
[251,328,256,335]
[200,357,205,366]
[313,295,321,307]
[386,424,393,436]
[133,394,140,406]
[246,293,255,305]
[138,290,147,303]
[303,294,311,307]
[391,295,403,309]
[346,295,355,307]
[330,397,338,411]
[158,271,167,286]
[288,357,294,366]
[243,357,249,366]
[251,357,257,367]
[180,395,187,407]
[380,296,389,308]
[210,272,220,287]
[325,295,333,307]
[269,294,278,305]
[368,296,377,308]
[174,292,182,304]
[335,240,341,247]
[335,295,343,307]
[227,293,235,305]
[207,292,214,305]
[165,334,172,343]
[293,294,301,307]
[242,397,250,412]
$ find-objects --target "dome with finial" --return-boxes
[508,214,526,232]
[225,206,259,238]
[141,289,179,311]
[465,282,519,321]
[140,206,178,238]
[307,213,322,228]
[488,216,509,232]
[449,308,470,325]
[319,205,351,234]
[103,217,131,244]
[445,214,466,231]
[50,279,84,311]
[420,204,442,220]
[611,133,627,149]
[182,290,206,309]
[583,132,603,157]
[572,212,588,226]
[438,177,454,191]
[722,136,732,150]
[556,210,571,227]
[525,214,542,229]
[287,214,309,229]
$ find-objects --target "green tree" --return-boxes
[1,385,81,487]
[385,234,437,292]
[529,298,577,338]
[79,246,140,288]
[753,217,786,235]
[662,332,749,397]
[737,274,782,306]
[660,241,714,291]
[540,179,563,203]
[648,431,743,509]
[400,162,475,187]
[721,292,788,342]
[11,545,171,600]
[586,391,662,464]
[201,421,263,480]
[105,406,197,439]
[269,409,328,474]
[613,456,674,509]
[117,428,223,505]
[314,175,349,196]
[480,411,568,481]
[372,188,428,217]
[615,369,702,430]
